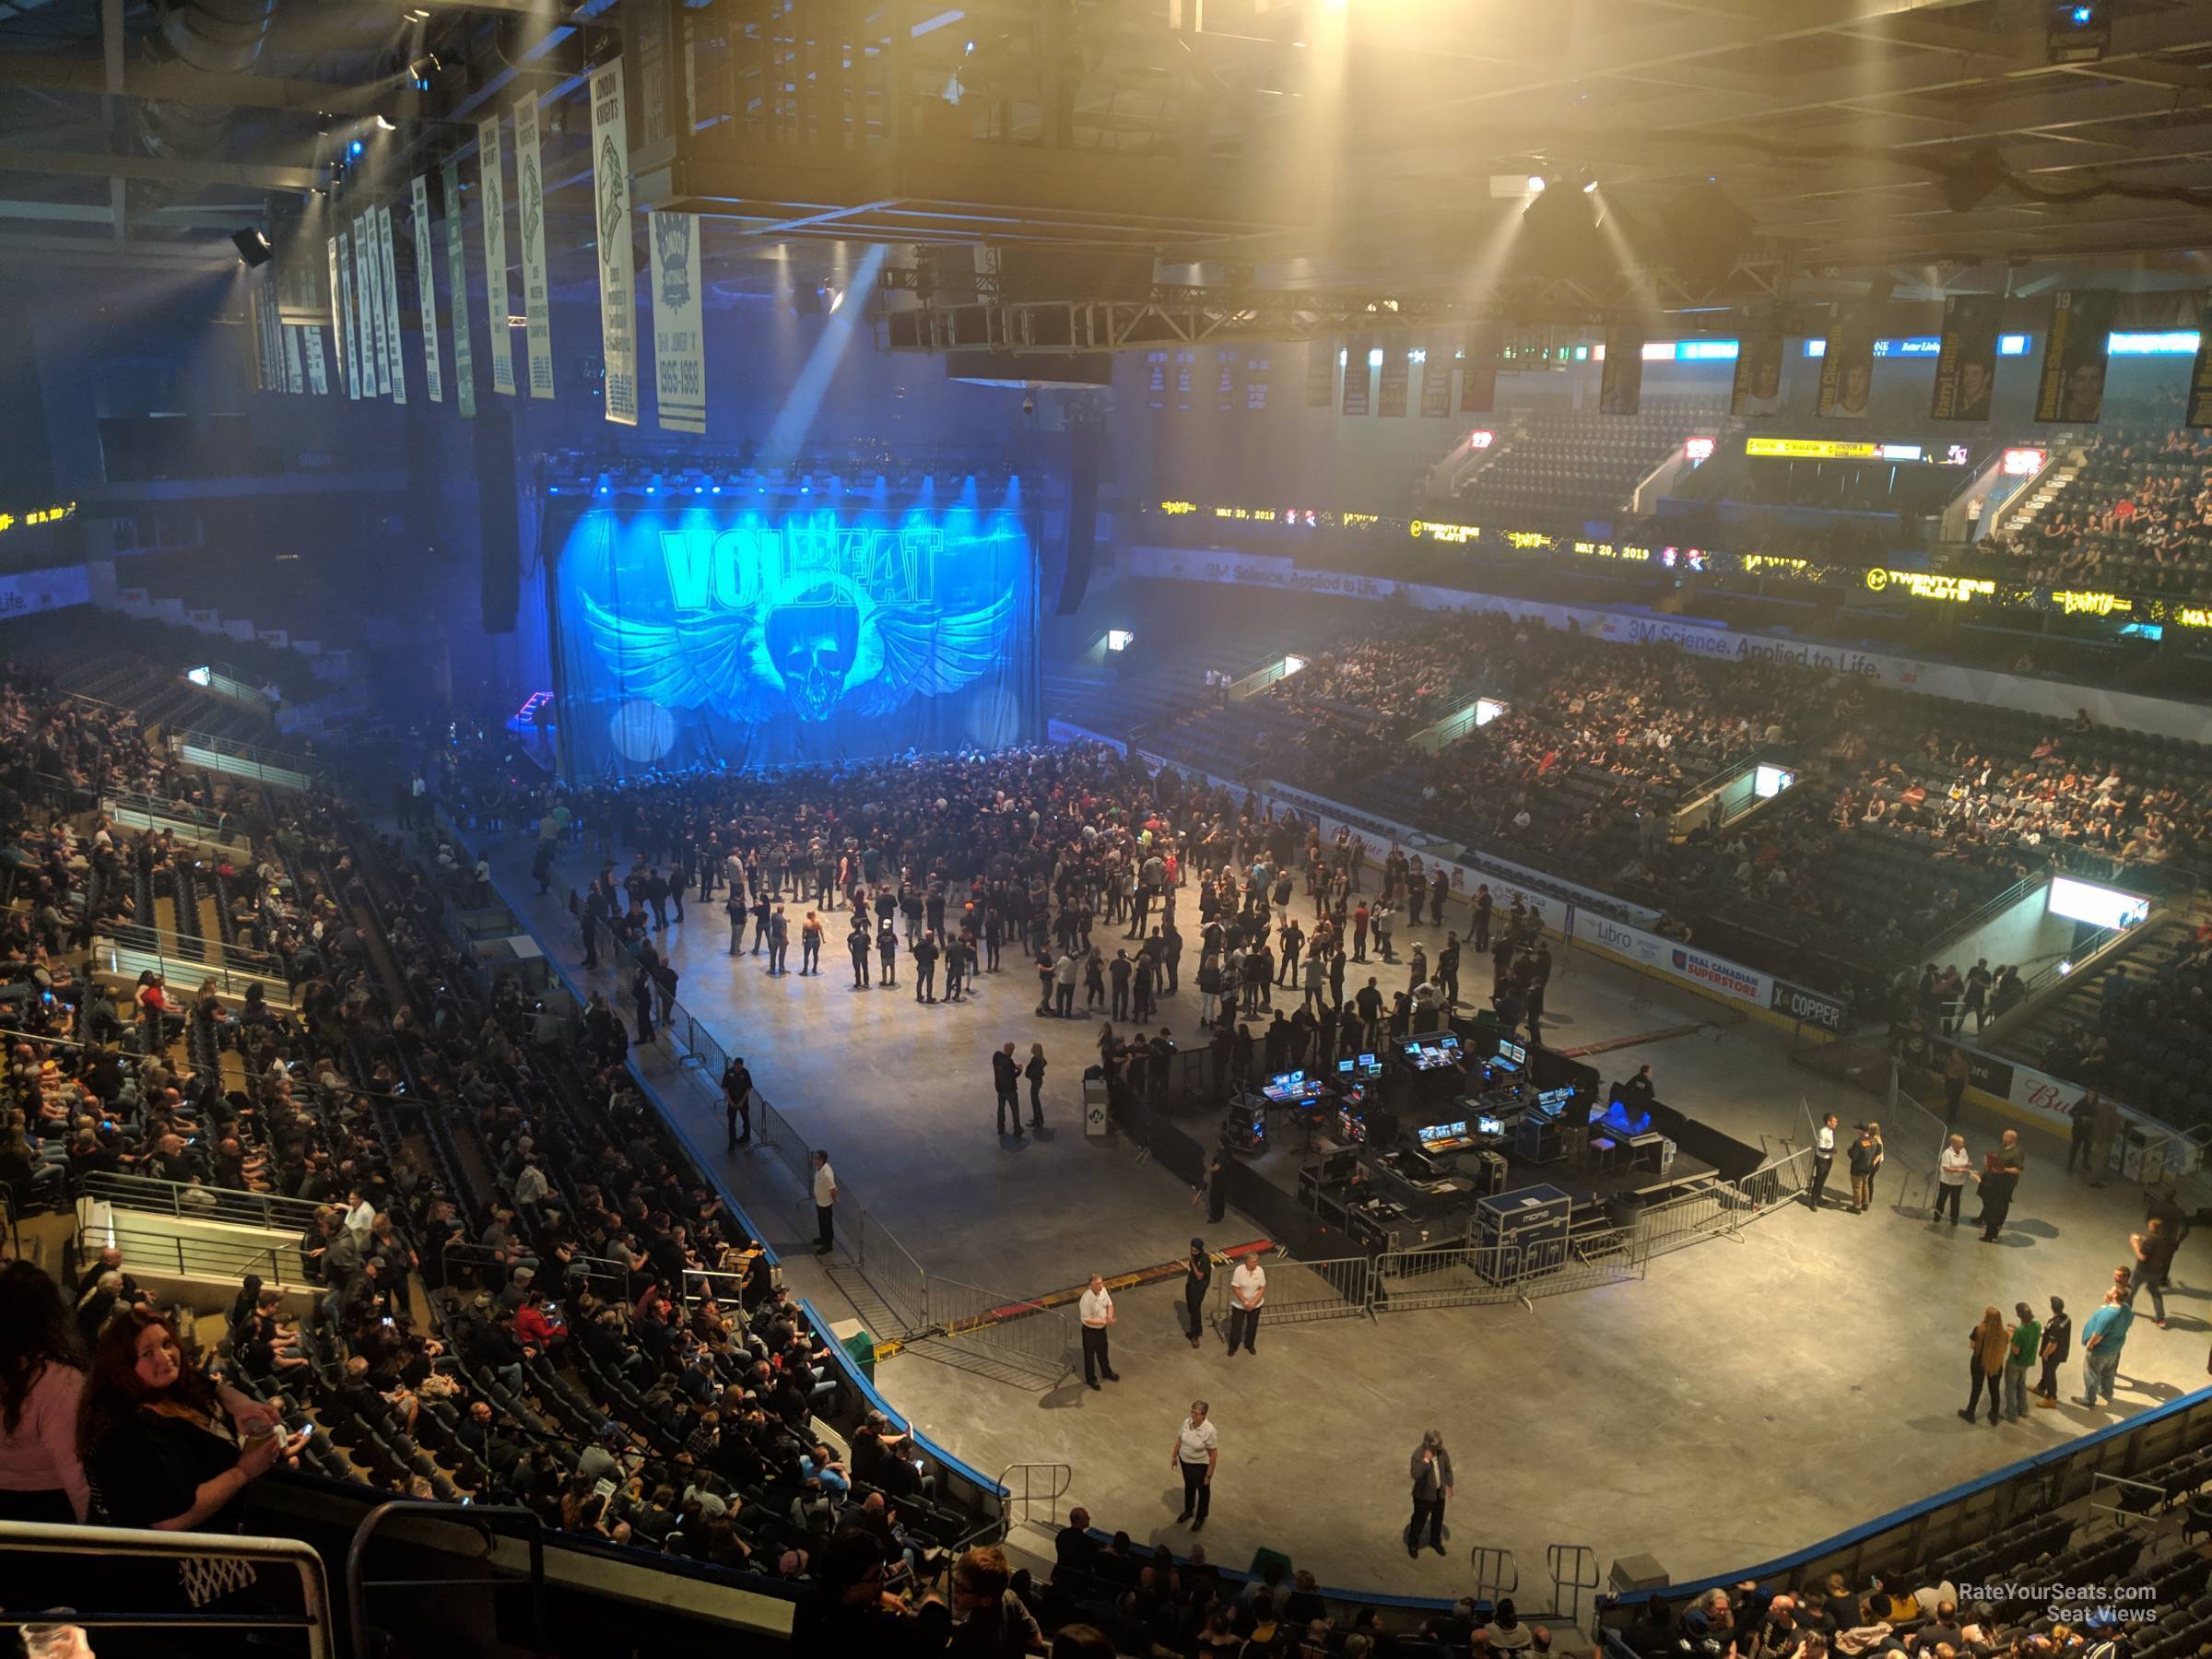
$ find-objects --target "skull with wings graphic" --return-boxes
[582,570,1013,724]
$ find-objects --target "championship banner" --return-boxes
[332,233,359,399]
[1816,315,1874,420]
[302,324,329,395]
[588,60,638,426]
[1460,325,1498,414]
[1245,351,1268,411]
[1376,343,1409,417]
[442,159,477,418]
[2190,300,2212,430]
[377,203,406,404]
[1304,338,1335,407]
[647,210,705,433]
[249,287,271,391]
[478,115,515,396]
[512,92,555,398]
[2035,288,2117,424]
[1419,336,1453,418]
[1932,292,2000,421]
[1599,324,1643,416]
[1215,347,1236,415]
[282,323,305,394]
[1731,324,1785,417]
[355,218,389,397]
[1341,339,1370,416]
[411,175,444,405]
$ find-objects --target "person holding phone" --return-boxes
[79,1307,307,1610]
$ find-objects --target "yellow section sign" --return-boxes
[1746,437,1882,460]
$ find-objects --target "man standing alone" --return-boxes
[992,1042,1024,1139]
[723,1056,754,1149]
[1227,1254,1265,1355]
[1406,1430,1453,1559]
[1170,1401,1218,1531]
[811,1150,837,1256]
[1079,1274,1120,1390]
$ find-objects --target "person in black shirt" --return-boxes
[991,1042,1023,1138]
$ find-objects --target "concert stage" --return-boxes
[538,464,1044,776]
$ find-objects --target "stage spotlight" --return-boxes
[407,53,441,89]
[1525,173,1547,194]
[711,485,722,494]
[404,6,431,18]
[1578,169,1599,194]
[231,227,272,267]
[349,139,364,157]
[373,114,395,132]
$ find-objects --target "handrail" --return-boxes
[88,932,295,1004]
[0,1518,334,1653]
[85,1218,308,1287]
[998,1462,1074,1531]
[81,1169,325,1232]
[344,1500,545,1659]
[104,917,287,975]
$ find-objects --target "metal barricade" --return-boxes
[857,1206,930,1331]
[1631,1180,1733,1259]
[926,1275,1072,1381]
[999,1463,1075,1531]
[1214,1252,1374,1326]
[82,1170,324,1233]
[1373,1242,1525,1312]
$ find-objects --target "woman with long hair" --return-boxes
[79,1306,302,1606]
[0,1260,89,1524]
[1959,1306,2008,1425]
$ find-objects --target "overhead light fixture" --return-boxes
[1578,168,1599,194]
[1526,173,1547,194]
[348,139,364,157]
[373,113,395,132]
[405,6,431,19]
[231,227,272,267]
[2046,1,2109,62]
[407,53,441,88]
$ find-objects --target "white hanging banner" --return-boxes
[512,92,554,398]
[302,324,329,395]
[357,213,389,397]
[588,59,638,426]
[648,211,705,434]
[411,174,443,404]
[442,159,477,418]
[282,323,305,394]
[478,115,515,396]
[378,203,406,404]
[332,233,358,399]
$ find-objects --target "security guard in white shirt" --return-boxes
[1170,1400,1218,1529]
[1807,1112,1839,1213]
[1227,1257,1265,1355]
[1079,1274,1121,1390]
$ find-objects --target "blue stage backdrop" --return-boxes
[551,482,1036,776]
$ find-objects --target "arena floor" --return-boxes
[481,829,2211,1601]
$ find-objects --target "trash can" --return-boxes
[1084,1077,1112,1139]
[827,1317,877,1382]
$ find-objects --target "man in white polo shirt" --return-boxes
[1078,1273,1121,1391]
[1227,1254,1266,1355]
[811,1150,837,1255]
[1169,1399,1218,1530]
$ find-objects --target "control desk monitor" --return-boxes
[1402,1036,1462,1073]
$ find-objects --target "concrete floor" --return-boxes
[483,831,2212,1601]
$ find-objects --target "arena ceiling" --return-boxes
[0,0,2205,314]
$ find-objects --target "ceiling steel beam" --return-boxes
[0,53,402,121]
[0,146,322,193]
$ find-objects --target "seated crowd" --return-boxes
[1983,420,2212,601]
[1108,605,2209,1017]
